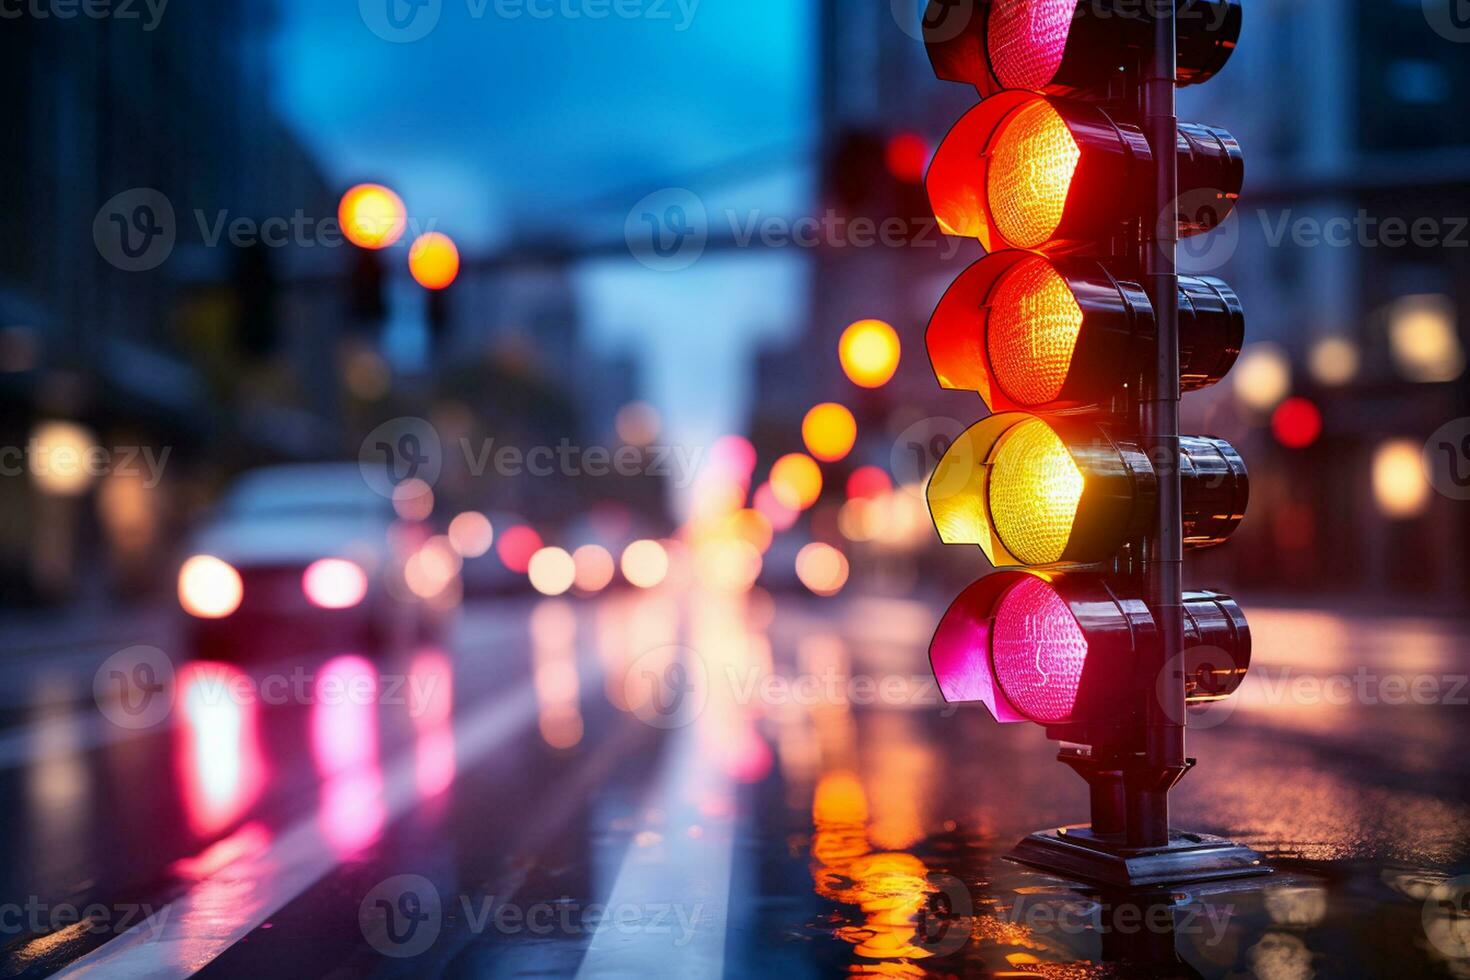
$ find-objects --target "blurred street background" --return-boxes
[0,1,1469,977]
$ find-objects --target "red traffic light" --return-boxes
[928,251,1243,411]
[927,92,1242,252]
[930,571,1250,727]
[924,0,1242,99]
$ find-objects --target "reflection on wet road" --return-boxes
[0,592,1467,977]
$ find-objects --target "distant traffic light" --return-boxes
[919,0,1263,881]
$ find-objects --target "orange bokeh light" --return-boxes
[338,183,407,250]
[802,403,858,463]
[408,232,460,290]
[839,319,901,388]
[770,453,823,512]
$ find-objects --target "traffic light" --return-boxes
[920,0,1265,884]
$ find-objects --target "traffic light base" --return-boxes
[1010,826,1271,889]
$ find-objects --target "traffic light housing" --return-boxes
[919,0,1266,881]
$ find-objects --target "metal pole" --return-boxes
[1138,0,1183,849]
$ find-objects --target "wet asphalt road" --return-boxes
[0,590,1468,978]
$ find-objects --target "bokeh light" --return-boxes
[528,547,577,596]
[621,539,669,589]
[572,544,616,594]
[1389,295,1465,383]
[795,543,850,597]
[178,555,244,619]
[392,479,434,521]
[839,319,901,388]
[408,231,460,290]
[846,466,892,501]
[448,511,494,558]
[28,420,99,496]
[496,525,543,574]
[753,482,799,532]
[802,403,858,463]
[1232,343,1292,412]
[770,453,824,511]
[885,132,929,183]
[302,558,368,610]
[1308,335,1359,387]
[1372,439,1430,519]
[615,402,661,447]
[1271,397,1323,450]
[338,183,406,250]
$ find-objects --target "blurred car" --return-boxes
[176,464,434,658]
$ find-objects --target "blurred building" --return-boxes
[757,0,1470,602]
[0,1,336,601]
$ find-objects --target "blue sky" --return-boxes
[270,1,814,454]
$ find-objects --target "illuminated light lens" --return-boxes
[408,232,460,290]
[988,419,1083,565]
[987,257,1083,406]
[802,403,858,463]
[987,100,1080,249]
[178,555,244,619]
[990,576,1088,724]
[988,0,1075,90]
[839,319,902,388]
[338,184,406,250]
[302,559,369,610]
